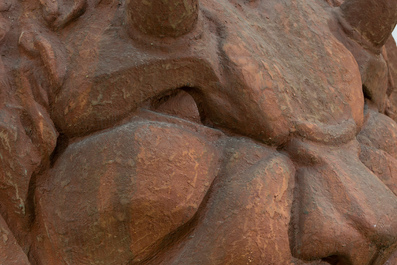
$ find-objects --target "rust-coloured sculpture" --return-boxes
[1,0,397,264]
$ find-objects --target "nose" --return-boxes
[287,139,397,265]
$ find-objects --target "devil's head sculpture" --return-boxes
[0,0,397,264]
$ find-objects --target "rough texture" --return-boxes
[1,0,397,264]
[127,0,199,38]
[0,214,30,265]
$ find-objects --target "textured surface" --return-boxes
[1,0,397,264]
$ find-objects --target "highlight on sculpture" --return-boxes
[1,0,397,264]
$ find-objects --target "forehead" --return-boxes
[37,0,363,142]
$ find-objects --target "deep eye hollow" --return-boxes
[149,87,202,124]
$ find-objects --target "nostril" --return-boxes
[289,139,397,265]
[322,255,351,265]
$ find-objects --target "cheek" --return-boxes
[35,118,222,264]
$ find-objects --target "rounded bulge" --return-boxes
[216,3,364,145]
[35,115,224,264]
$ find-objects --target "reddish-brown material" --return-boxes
[127,0,199,38]
[1,0,397,264]
[340,0,397,48]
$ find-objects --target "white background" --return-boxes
[393,28,397,43]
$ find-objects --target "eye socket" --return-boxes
[150,89,202,124]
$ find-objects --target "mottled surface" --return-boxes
[1,0,397,264]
